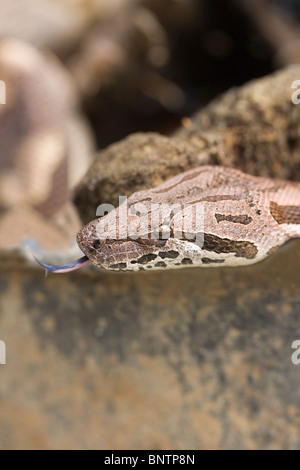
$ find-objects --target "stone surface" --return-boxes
[0,239,300,449]
[74,132,211,224]
[75,66,300,224]
[178,66,300,181]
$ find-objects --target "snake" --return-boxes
[36,165,300,273]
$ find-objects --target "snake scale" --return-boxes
[37,165,300,273]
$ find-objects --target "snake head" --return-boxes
[75,193,204,271]
[76,221,173,272]
[35,165,300,273]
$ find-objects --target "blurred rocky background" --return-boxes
[1,0,300,450]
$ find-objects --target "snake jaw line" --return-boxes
[33,255,91,274]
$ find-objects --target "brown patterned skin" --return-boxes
[76,165,300,271]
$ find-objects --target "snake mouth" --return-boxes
[34,255,91,274]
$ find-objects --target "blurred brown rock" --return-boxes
[0,39,94,251]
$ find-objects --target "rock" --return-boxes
[74,132,213,223]
[74,66,300,223]
[1,238,300,449]
[178,66,300,180]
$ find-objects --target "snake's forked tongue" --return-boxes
[34,255,91,274]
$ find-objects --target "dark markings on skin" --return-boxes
[180,170,205,183]
[256,210,261,215]
[270,201,300,225]
[187,194,240,203]
[97,237,168,248]
[202,233,258,259]
[182,258,193,265]
[95,238,144,247]
[155,261,167,268]
[129,237,152,245]
[129,197,152,206]
[139,267,145,271]
[156,239,168,247]
[158,250,179,259]
[132,237,167,247]
[109,262,127,270]
[147,265,152,269]
[180,232,257,259]
[92,238,167,258]
[215,213,253,225]
[201,258,225,264]
[105,239,125,245]
[152,170,204,194]
[136,253,157,264]
[92,240,101,250]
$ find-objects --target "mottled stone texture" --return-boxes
[178,65,300,181]
[75,66,300,224]
[74,132,211,224]
[1,240,300,449]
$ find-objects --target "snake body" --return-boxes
[37,165,300,273]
